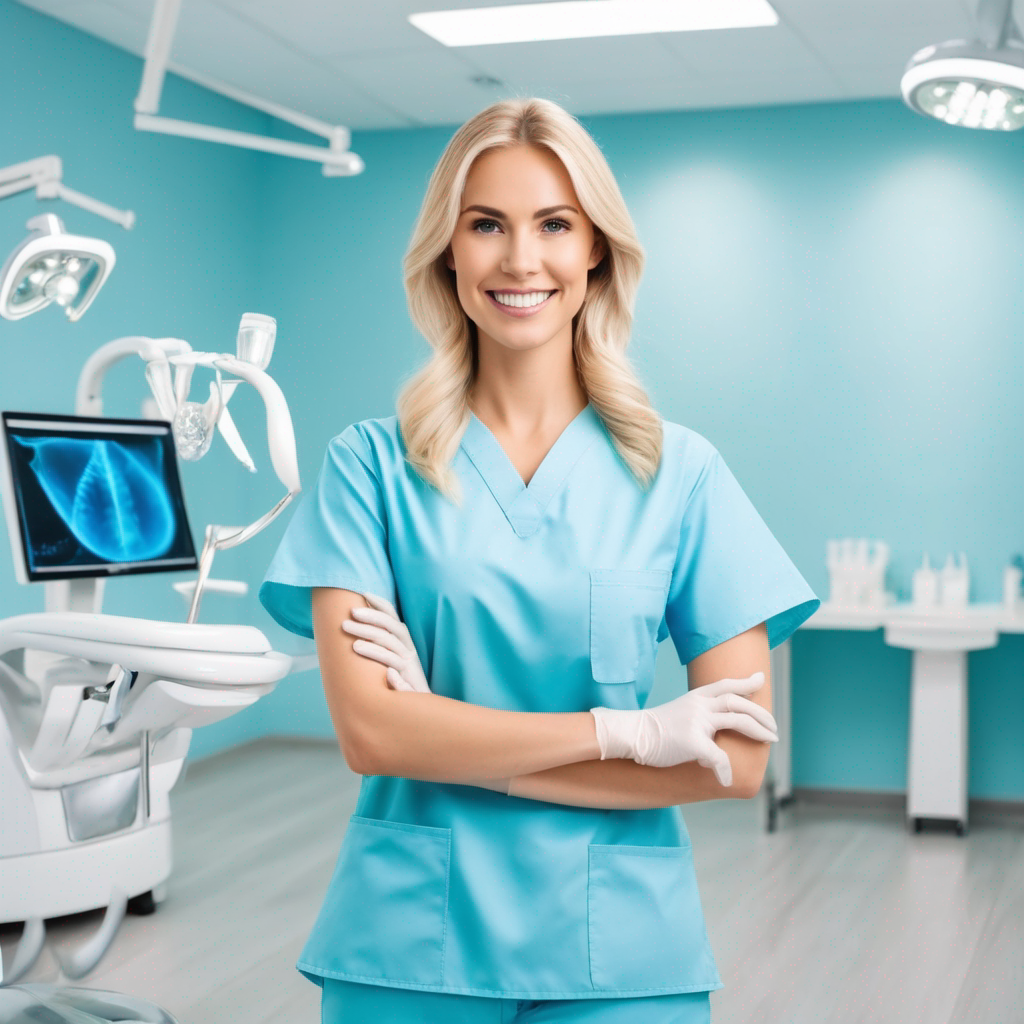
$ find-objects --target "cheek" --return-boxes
[555,244,594,282]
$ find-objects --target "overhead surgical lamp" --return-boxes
[0,156,135,322]
[901,0,1024,129]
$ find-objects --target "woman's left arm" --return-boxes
[349,596,772,809]
[472,622,773,807]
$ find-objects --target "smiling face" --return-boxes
[446,144,606,359]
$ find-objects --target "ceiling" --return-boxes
[13,0,1000,131]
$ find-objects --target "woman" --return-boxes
[259,97,820,1023]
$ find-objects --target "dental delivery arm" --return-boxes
[314,590,769,809]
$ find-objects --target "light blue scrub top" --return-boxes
[259,402,820,1001]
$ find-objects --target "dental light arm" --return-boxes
[134,0,364,176]
[0,156,135,230]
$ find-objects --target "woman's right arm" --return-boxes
[312,587,603,781]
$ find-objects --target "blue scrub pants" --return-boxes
[321,979,712,1023]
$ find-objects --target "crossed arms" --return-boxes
[312,587,773,810]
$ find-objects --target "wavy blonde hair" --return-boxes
[397,96,662,507]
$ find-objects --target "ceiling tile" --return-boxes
[324,45,509,126]
[16,0,152,53]
[211,0,454,57]
[426,31,693,88]
[771,0,974,34]
[657,21,882,78]
[522,63,850,120]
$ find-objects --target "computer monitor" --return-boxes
[0,411,198,584]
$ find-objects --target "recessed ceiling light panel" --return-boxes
[409,0,779,47]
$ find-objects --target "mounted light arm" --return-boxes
[0,156,135,230]
[134,0,364,177]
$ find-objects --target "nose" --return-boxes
[499,228,544,279]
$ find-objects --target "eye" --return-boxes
[470,218,571,234]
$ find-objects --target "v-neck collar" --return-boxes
[460,402,605,537]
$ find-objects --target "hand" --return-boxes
[590,671,778,786]
[341,592,431,693]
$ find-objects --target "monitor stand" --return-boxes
[44,577,104,615]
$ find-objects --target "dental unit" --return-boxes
[0,313,313,999]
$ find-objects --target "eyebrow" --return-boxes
[460,204,579,218]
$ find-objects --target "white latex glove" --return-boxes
[590,672,778,786]
[342,592,431,693]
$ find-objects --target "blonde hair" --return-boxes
[397,96,663,506]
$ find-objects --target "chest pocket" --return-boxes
[589,568,671,684]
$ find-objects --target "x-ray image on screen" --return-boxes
[1,412,198,582]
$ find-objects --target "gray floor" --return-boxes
[2,738,1022,1024]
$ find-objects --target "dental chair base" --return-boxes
[0,613,291,929]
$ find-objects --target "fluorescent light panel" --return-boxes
[409,0,779,47]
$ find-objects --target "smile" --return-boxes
[485,290,556,318]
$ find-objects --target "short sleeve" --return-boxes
[665,445,820,666]
[258,426,396,639]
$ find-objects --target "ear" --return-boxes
[589,231,607,271]
[445,247,455,271]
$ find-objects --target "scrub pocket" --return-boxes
[589,568,671,684]
[587,842,721,992]
[298,815,451,987]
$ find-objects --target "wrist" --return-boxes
[589,706,640,761]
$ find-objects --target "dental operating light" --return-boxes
[0,214,115,322]
[901,0,1024,129]
[0,156,134,322]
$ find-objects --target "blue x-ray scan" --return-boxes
[2,413,197,581]
[14,436,176,562]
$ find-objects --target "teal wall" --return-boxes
[4,0,1024,797]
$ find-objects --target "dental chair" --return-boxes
[0,319,316,1015]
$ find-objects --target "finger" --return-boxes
[386,667,414,692]
[700,671,765,699]
[710,711,779,743]
[697,743,733,787]
[713,693,778,734]
[342,619,407,656]
[351,639,404,671]
[362,592,400,620]
[349,604,402,635]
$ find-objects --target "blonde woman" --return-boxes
[260,97,819,1023]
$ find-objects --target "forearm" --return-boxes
[358,690,601,781]
[498,730,771,809]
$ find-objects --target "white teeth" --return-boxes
[491,291,553,308]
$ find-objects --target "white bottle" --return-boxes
[1004,564,1023,613]
[912,553,938,607]
[867,540,888,608]
[941,552,968,608]
[854,539,869,606]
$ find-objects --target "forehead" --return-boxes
[463,145,577,203]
